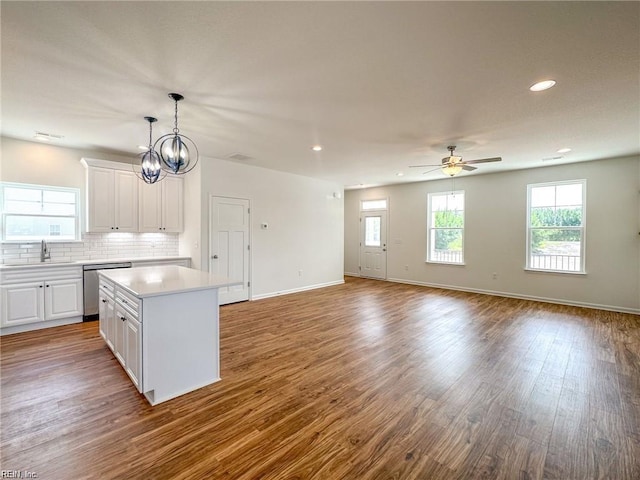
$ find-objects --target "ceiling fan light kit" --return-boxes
[409,145,502,177]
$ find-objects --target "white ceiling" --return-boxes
[2,2,639,188]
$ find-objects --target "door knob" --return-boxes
[212,255,218,259]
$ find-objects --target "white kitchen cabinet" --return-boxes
[98,279,115,349]
[44,279,83,320]
[100,280,142,392]
[0,266,83,329]
[114,303,127,367]
[86,167,139,233]
[125,315,142,390]
[139,175,183,232]
[1,282,45,327]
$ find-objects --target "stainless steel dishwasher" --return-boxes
[83,262,132,320]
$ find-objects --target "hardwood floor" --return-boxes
[1,277,639,479]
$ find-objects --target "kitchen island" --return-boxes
[97,265,238,405]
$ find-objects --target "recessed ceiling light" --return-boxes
[557,147,572,154]
[137,145,148,151]
[311,145,323,152]
[529,80,556,92]
[396,172,404,177]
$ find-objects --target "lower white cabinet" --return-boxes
[1,267,83,328]
[125,315,142,390]
[44,279,83,320]
[0,282,44,326]
[99,278,142,392]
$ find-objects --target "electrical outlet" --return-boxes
[492,272,498,280]
[404,265,409,271]
[298,270,303,277]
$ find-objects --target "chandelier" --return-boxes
[134,116,165,184]
[155,93,199,175]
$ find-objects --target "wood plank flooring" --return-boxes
[1,277,639,479]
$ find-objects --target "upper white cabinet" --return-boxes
[82,158,183,233]
[84,163,138,233]
[139,175,184,232]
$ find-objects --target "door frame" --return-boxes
[359,198,389,280]
[208,195,252,302]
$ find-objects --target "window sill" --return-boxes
[524,268,586,276]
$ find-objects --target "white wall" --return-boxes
[187,157,345,299]
[345,156,640,313]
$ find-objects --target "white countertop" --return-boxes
[98,265,240,298]
[0,256,190,270]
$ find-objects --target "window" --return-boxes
[527,180,585,273]
[361,199,387,211]
[1,182,80,241]
[427,191,464,264]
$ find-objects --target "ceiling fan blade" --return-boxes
[409,164,441,168]
[462,165,477,171]
[422,167,442,175]
[462,157,502,165]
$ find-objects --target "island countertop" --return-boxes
[98,265,239,298]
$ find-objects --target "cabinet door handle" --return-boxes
[39,285,43,288]
[101,299,107,303]
[120,316,126,321]
[46,284,50,287]
[116,227,119,230]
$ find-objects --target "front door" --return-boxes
[360,211,387,279]
[209,196,250,305]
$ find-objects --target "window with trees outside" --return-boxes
[527,180,585,273]
[427,191,464,264]
[1,182,80,241]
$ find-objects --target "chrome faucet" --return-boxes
[40,240,51,262]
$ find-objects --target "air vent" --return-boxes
[227,153,253,161]
[34,132,64,141]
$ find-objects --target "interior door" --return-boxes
[360,211,387,279]
[209,196,250,305]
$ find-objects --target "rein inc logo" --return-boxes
[1,471,38,478]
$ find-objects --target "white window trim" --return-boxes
[426,190,465,265]
[0,182,81,243]
[525,179,586,274]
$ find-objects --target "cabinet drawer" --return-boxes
[116,289,139,317]
[99,279,115,296]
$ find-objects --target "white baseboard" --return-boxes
[344,272,360,277]
[386,277,640,315]
[252,279,345,301]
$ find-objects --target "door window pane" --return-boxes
[364,216,381,247]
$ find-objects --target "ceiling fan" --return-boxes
[410,146,502,177]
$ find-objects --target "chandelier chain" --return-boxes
[173,99,179,134]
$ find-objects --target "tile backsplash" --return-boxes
[1,233,179,264]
